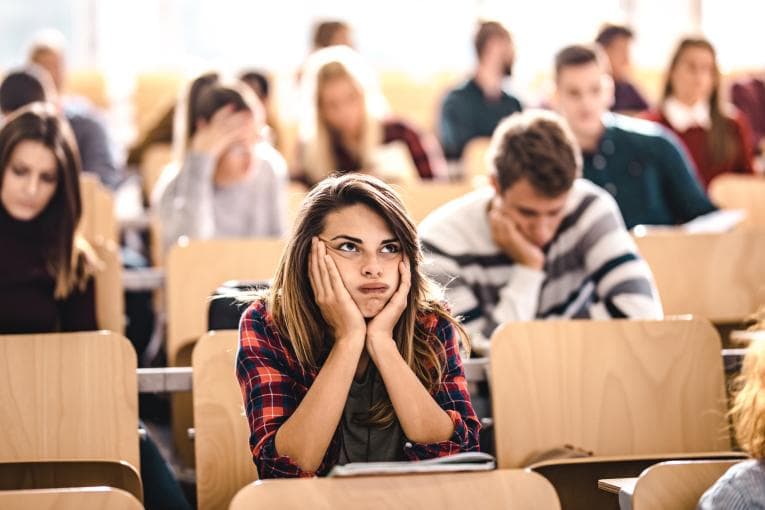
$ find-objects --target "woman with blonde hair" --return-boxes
[237,173,479,478]
[644,37,754,188]
[298,46,446,185]
[698,335,765,508]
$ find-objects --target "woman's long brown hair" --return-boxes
[0,103,88,298]
[662,37,736,167]
[264,173,468,427]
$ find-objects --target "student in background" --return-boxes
[552,44,716,229]
[311,20,354,50]
[152,80,287,249]
[237,173,480,478]
[298,46,446,185]
[419,110,662,354]
[439,21,523,161]
[0,103,97,333]
[644,37,754,188]
[595,23,650,114]
[27,30,122,189]
[698,336,765,509]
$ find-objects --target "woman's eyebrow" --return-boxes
[327,235,363,243]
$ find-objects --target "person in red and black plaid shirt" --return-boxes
[237,173,480,478]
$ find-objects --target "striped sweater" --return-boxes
[419,180,663,352]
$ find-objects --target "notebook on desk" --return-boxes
[327,452,496,477]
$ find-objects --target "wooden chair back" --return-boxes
[634,229,765,322]
[0,332,139,471]
[0,486,142,510]
[92,240,125,334]
[193,331,258,510]
[709,174,765,226]
[79,173,118,246]
[165,238,285,365]
[490,319,730,469]
[632,459,743,510]
[230,470,561,510]
[398,181,475,223]
[0,460,142,503]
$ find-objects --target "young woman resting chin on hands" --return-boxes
[236,173,480,478]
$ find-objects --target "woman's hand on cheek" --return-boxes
[309,237,367,349]
[366,258,411,360]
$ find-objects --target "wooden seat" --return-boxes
[490,319,734,510]
[79,173,118,246]
[634,229,765,322]
[380,71,458,134]
[66,69,109,109]
[286,181,308,232]
[397,181,475,223]
[193,331,258,510]
[0,460,142,504]
[133,71,185,140]
[0,332,140,498]
[166,238,284,464]
[709,174,765,226]
[632,459,744,510]
[230,470,560,510]
[0,486,142,510]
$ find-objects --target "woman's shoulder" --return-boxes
[416,304,458,343]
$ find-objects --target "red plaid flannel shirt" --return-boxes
[236,299,481,478]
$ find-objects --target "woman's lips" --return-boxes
[358,284,390,294]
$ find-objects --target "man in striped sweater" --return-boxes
[419,109,662,355]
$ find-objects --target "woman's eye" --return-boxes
[338,242,358,252]
[40,172,58,184]
[381,243,401,254]
[11,165,27,177]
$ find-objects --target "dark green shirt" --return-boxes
[439,78,522,160]
[583,113,717,229]
[337,365,406,465]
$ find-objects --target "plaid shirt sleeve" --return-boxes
[383,119,448,180]
[403,314,482,460]
[236,300,340,478]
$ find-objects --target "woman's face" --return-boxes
[1,140,58,221]
[319,203,403,318]
[670,46,716,106]
[213,111,257,187]
[319,76,365,138]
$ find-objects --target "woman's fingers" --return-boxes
[309,238,324,300]
[317,241,334,301]
[324,251,351,301]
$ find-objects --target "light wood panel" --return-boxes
[165,238,284,365]
[397,181,475,224]
[490,319,730,470]
[166,238,284,465]
[461,137,492,181]
[193,331,258,510]
[379,71,458,134]
[0,487,142,510]
[632,459,743,510]
[634,229,765,322]
[140,142,173,200]
[0,460,142,503]
[709,174,765,227]
[230,470,560,510]
[93,240,125,335]
[0,332,139,471]
[79,173,118,246]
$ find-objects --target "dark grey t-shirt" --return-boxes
[337,366,406,464]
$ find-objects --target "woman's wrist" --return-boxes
[366,334,398,362]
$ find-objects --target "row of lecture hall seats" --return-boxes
[0,320,752,509]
